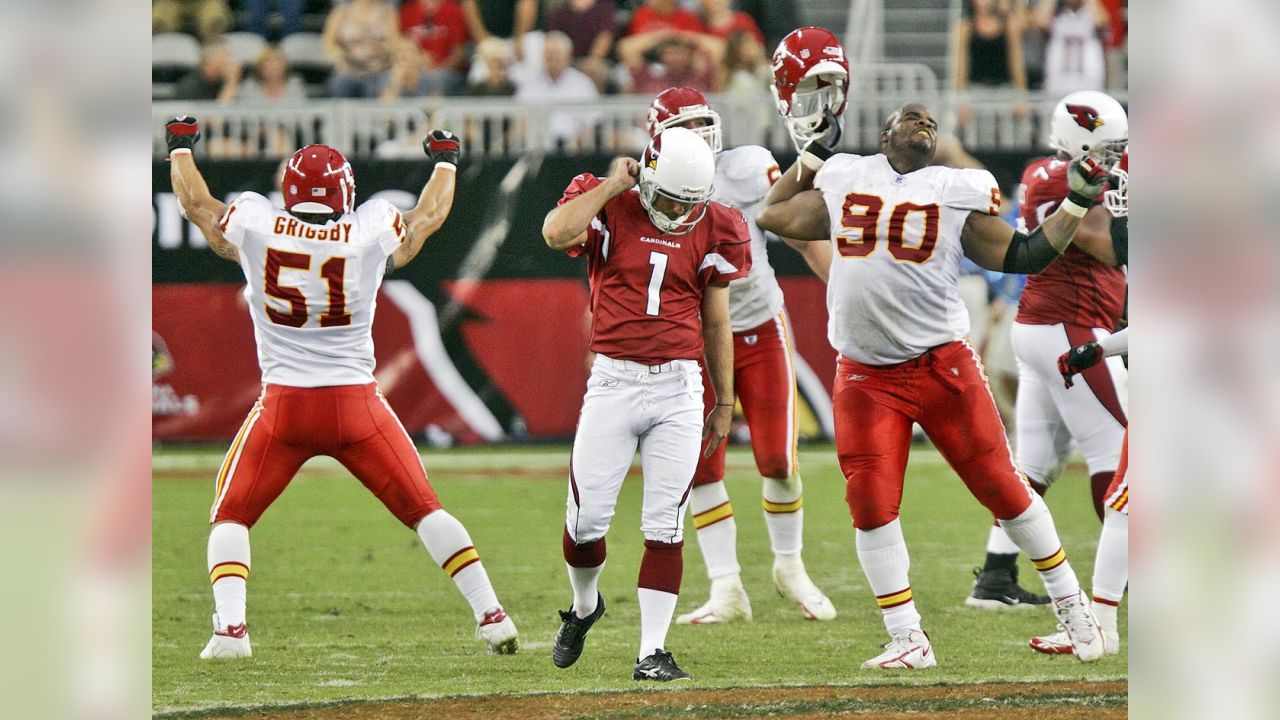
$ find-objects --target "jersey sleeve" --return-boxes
[700,205,752,285]
[722,145,781,204]
[942,168,1002,216]
[811,153,859,195]
[557,173,606,258]
[354,198,409,257]
[217,192,273,248]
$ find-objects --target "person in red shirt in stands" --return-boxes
[398,0,469,94]
[699,0,764,45]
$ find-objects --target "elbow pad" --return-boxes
[1002,225,1062,274]
[1110,214,1128,266]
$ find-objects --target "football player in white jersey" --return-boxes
[757,32,1122,667]
[642,86,837,626]
[164,116,519,660]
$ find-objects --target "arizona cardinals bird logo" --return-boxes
[1065,104,1104,130]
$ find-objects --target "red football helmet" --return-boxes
[282,144,355,215]
[771,27,849,150]
[1104,146,1128,217]
[647,87,722,154]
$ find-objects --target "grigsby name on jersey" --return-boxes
[560,174,752,365]
[218,191,407,387]
[813,154,1001,365]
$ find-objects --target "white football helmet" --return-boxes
[637,127,716,236]
[1049,90,1128,157]
[1104,146,1128,217]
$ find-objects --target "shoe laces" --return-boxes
[1055,596,1097,642]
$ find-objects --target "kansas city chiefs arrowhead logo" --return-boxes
[1065,104,1104,130]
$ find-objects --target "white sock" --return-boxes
[689,483,740,579]
[207,522,250,626]
[999,495,1080,599]
[567,563,604,618]
[1092,599,1119,638]
[637,588,678,660]
[855,519,921,633]
[762,475,804,556]
[1092,509,1128,605]
[416,510,500,622]
[985,523,1022,555]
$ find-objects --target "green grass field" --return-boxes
[152,443,1126,717]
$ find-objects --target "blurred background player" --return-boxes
[1032,147,1129,655]
[757,67,1118,666]
[641,87,835,627]
[165,117,519,659]
[542,127,751,681]
[966,90,1128,610]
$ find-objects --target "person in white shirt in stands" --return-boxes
[515,31,600,149]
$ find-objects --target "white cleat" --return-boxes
[861,628,936,669]
[1031,624,1119,656]
[1050,590,1106,661]
[198,614,251,660]
[676,578,752,625]
[476,608,519,655]
[772,557,836,621]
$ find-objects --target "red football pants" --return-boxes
[834,341,1034,530]
[209,383,442,528]
[1104,430,1129,514]
[694,313,799,484]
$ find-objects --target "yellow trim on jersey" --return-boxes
[1032,548,1068,571]
[762,497,803,514]
[777,311,800,475]
[443,547,480,577]
[212,405,261,506]
[693,501,734,530]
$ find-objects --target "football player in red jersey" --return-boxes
[166,118,519,660]
[965,91,1129,611]
[643,87,836,626]
[757,33,1121,665]
[542,127,751,681]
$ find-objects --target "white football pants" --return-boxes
[566,355,704,545]
[1012,322,1128,484]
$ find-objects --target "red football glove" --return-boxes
[166,115,201,154]
[1057,341,1103,388]
[423,129,461,166]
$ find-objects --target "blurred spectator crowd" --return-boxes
[153,0,802,105]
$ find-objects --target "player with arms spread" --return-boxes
[643,85,835,627]
[756,72,1120,665]
[542,127,751,681]
[966,91,1129,609]
[165,117,519,660]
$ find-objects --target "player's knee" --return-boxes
[850,506,899,531]
[691,467,721,486]
[757,456,792,482]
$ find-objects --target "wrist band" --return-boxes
[1060,198,1089,218]
[169,148,192,157]
[715,403,733,407]
[435,162,456,172]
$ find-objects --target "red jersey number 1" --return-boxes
[645,251,668,316]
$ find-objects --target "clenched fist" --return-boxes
[166,116,201,154]
[423,129,461,166]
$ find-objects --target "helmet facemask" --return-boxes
[638,171,712,236]
[775,70,847,153]
[655,110,723,155]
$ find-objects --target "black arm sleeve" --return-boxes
[1110,214,1127,266]
[1002,224,1063,274]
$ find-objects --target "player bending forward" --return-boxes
[166,117,518,659]
[1031,149,1131,656]
[967,91,1129,610]
[543,127,751,681]
[756,74,1120,665]
[644,86,835,626]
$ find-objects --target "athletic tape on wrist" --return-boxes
[169,148,193,157]
[1060,198,1089,218]
[434,162,456,172]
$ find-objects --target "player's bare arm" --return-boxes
[961,145,1117,272]
[783,236,832,283]
[699,282,733,458]
[166,116,239,263]
[756,188,830,242]
[391,130,462,271]
[1067,204,1121,267]
[542,156,639,250]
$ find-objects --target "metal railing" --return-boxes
[153,66,1123,159]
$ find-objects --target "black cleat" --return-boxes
[633,649,692,681]
[552,593,605,668]
[965,563,1051,610]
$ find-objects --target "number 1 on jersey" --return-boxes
[646,251,668,316]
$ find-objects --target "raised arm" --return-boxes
[783,236,832,282]
[390,131,461,271]
[961,147,1117,272]
[700,282,733,457]
[542,156,638,250]
[756,153,833,241]
[166,117,238,262]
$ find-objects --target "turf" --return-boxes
[152,443,1126,716]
